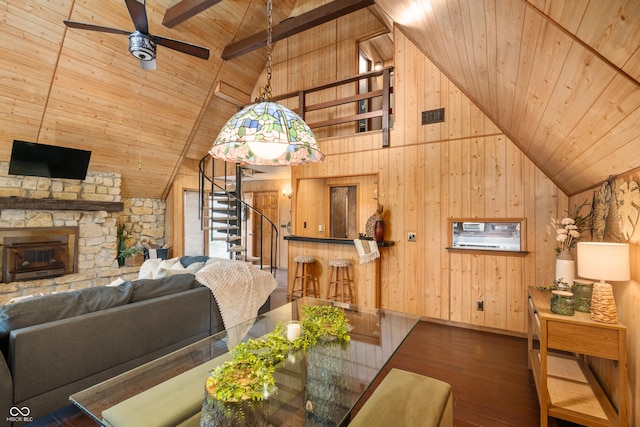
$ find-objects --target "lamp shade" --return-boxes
[209,101,324,166]
[577,242,630,282]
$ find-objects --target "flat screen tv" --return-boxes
[8,140,91,180]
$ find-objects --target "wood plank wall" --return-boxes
[287,21,566,334]
[569,169,640,425]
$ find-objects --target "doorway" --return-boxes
[249,191,278,267]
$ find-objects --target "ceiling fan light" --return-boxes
[210,101,324,166]
[128,31,156,61]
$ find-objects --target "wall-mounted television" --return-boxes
[8,140,91,180]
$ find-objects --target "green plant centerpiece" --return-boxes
[201,304,350,426]
[298,304,351,345]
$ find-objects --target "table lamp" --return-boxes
[577,242,630,323]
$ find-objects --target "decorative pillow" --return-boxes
[107,277,126,287]
[138,258,162,280]
[158,261,207,277]
[129,273,199,303]
[158,257,180,270]
[180,255,209,268]
[0,282,133,358]
[158,260,186,277]
[152,257,181,279]
[184,261,207,274]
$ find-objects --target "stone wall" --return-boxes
[0,162,166,304]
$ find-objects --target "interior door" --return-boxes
[252,191,278,266]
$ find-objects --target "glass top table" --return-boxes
[70,298,420,427]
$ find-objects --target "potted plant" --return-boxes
[119,246,144,267]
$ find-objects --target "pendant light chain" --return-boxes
[257,0,273,102]
[209,0,324,165]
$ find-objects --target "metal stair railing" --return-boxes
[198,155,278,275]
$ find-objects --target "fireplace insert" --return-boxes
[1,227,78,283]
[4,238,67,282]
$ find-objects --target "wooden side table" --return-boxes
[527,287,627,426]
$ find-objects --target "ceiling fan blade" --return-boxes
[63,20,130,36]
[153,35,210,60]
[125,0,149,34]
[140,58,157,70]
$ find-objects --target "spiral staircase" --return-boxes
[198,156,278,274]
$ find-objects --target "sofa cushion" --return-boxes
[130,273,199,303]
[0,283,133,357]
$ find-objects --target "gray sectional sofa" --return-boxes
[0,268,271,426]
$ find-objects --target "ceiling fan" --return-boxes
[63,0,210,70]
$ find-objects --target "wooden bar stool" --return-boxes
[289,255,319,300]
[326,258,355,304]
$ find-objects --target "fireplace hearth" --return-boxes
[1,227,78,283]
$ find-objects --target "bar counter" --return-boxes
[284,236,393,308]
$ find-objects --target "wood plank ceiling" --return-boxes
[1,0,640,198]
[376,0,640,196]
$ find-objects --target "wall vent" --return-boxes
[422,108,445,125]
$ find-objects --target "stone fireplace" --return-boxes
[1,227,78,282]
[0,161,167,304]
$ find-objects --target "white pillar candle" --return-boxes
[287,321,301,341]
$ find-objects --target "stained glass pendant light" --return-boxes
[209,0,324,165]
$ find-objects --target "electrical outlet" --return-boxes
[476,300,484,311]
[407,232,416,242]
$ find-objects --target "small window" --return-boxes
[448,219,527,254]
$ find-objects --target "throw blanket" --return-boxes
[195,258,277,347]
[354,239,380,264]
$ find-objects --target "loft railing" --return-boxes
[270,66,394,147]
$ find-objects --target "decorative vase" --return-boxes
[555,250,575,290]
[374,219,385,242]
[117,238,126,267]
[572,279,593,313]
[366,205,385,241]
[550,290,575,316]
[200,394,268,427]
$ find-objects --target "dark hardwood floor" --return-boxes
[28,269,578,426]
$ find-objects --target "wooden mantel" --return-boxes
[0,197,124,212]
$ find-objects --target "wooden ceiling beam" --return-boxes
[162,0,223,28]
[221,0,375,60]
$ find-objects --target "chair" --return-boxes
[326,258,355,304]
[289,255,319,300]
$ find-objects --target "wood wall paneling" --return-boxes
[287,27,563,338]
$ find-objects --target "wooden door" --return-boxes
[252,192,278,266]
